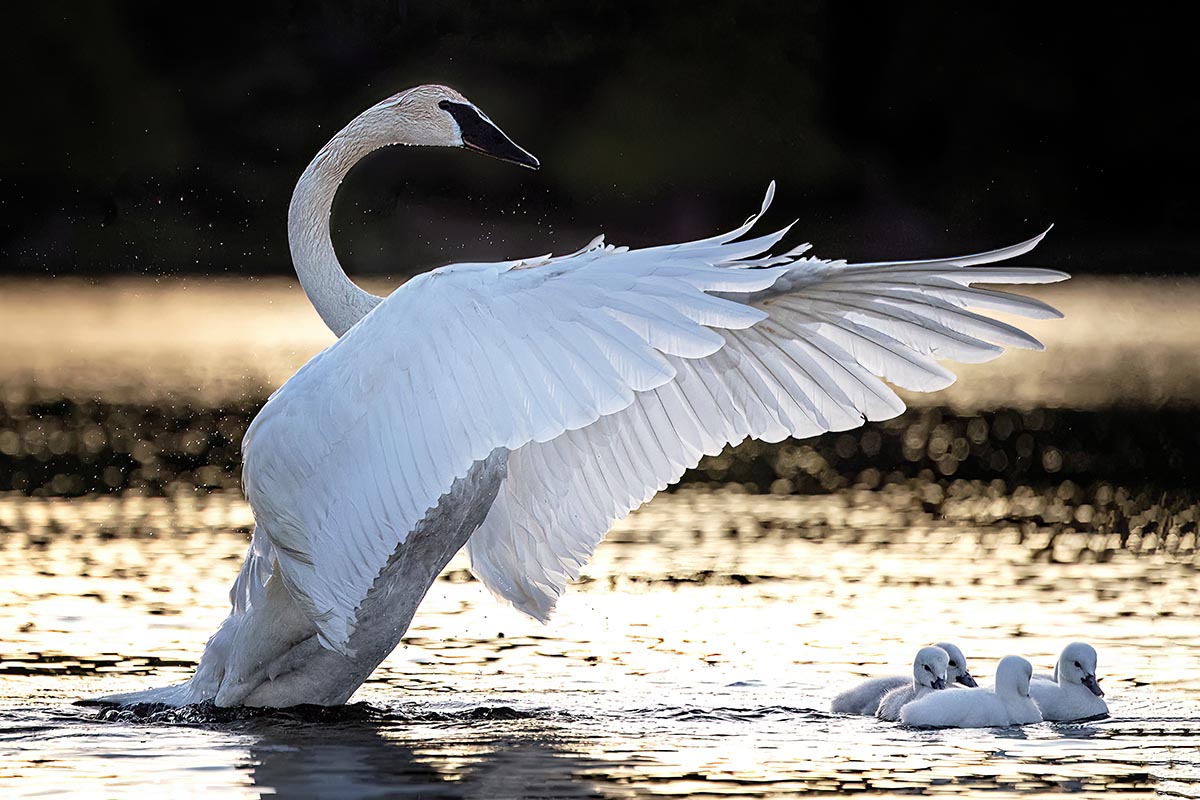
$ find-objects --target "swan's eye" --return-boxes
[924,665,932,672]
[949,661,957,667]
[1074,661,1081,669]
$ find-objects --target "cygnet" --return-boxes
[1029,642,1108,721]
[877,646,949,721]
[831,641,974,715]
[900,655,1043,728]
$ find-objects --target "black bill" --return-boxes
[957,673,979,688]
[439,100,539,169]
[1082,674,1105,697]
[932,676,947,690]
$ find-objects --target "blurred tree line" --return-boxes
[1,2,1194,278]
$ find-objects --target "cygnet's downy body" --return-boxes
[831,641,974,715]
[876,646,949,721]
[900,655,1043,728]
[1029,642,1108,721]
[831,675,908,715]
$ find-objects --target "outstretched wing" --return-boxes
[245,186,785,652]
[465,227,1067,620]
[242,184,1066,652]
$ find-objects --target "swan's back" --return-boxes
[900,687,1009,728]
[831,675,909,715]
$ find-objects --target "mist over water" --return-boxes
[2,278,1199,798]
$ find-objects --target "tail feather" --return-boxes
[86,681,205,708]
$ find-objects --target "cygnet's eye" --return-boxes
[949,661,957,667]
[924,665,932,672]
[1074,661,1081,669]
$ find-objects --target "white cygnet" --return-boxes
[900,655,1043,728]
[1029,642,1108,721]
[876,646,949,721]
[831,641,973,716]
[934,641,979,688]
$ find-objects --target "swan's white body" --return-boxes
[101,85,1068,708]
[1029,642,1108,721]
[876,646,949,721]
[831,641,975,716]
[901,656,1043,728]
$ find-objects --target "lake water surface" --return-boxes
[1,279,1198,798]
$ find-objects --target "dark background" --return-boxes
[1,2,1194,279]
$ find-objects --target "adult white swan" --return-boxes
[101,85,1067,707]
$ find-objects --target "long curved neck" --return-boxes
[288,108,399,337]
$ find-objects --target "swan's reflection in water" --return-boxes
[250,724,447,799]
[238,709,602,799]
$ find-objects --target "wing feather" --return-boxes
[464,214,1067,620]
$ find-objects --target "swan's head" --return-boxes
[1056,642,1103,697]
[934,641,978,687]
[369,85,539,169]
[913,646,950,690]
[995,655,1034,698]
